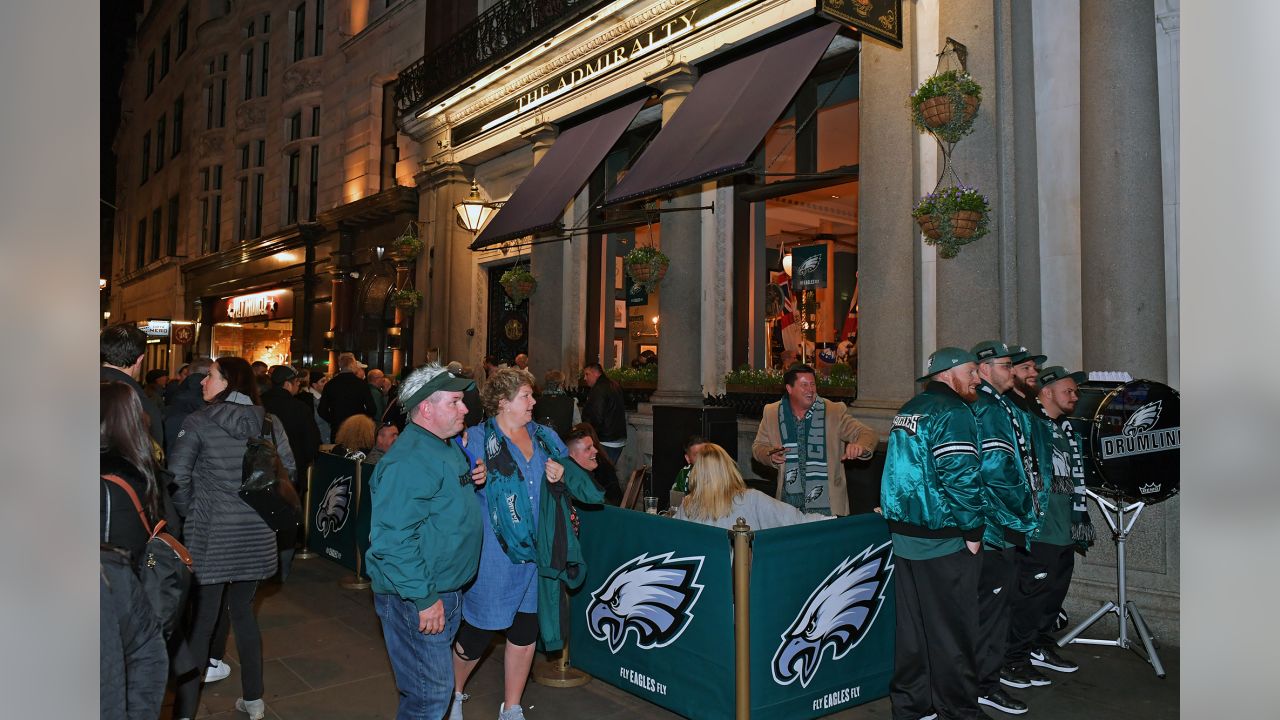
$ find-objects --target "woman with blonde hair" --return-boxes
[674,443,829,530]
[331,414,376,459]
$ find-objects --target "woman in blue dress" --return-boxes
[453,367,568,720]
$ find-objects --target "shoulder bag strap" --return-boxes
[101,473,154,537]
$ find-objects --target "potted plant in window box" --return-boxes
[623,245,670,294]
[912,184,992,259]
[499,264,537,303]
[391,288,423,313]
[909,69,982,143]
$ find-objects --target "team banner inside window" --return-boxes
[790,244,828,290]
[816,0,903,48]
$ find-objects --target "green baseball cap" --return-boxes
[401,369,476,411]
[970,340,1016,362]
[1009,345,1048,367]
[917,346,979,382]
[1037,366,1087,388]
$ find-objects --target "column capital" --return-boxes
[421,162,470,190]
[521,122,560,165]
[646,62,699,97]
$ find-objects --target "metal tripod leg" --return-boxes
[1058,600,1116,646]
[1126,601,1167,678]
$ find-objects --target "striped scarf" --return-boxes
[981,384,1041,516]
[779,399,830,514]
[1057,416,1096,547]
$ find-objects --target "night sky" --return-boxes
[102,0,143,280]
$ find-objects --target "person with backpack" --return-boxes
[167,356,296,720]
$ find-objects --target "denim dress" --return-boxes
[461,421,567,630]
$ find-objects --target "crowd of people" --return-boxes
[102,320,1092,720]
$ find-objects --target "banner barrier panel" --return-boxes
[307,453,366,573]
[571,507,895,719]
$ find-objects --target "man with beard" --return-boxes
[1004,346,1046,412]
[881,347,986,720]
[1002,366,1095,684]
[969,341,1040,716]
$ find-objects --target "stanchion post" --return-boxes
[731,517,753,720]
[296,464,317,560]
[341,459,372,590]
[532,584,591,687]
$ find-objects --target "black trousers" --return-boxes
[891,548,982,720]
[975,546,1016,696]
[174,581,264,716]
[1005,542,1075,665]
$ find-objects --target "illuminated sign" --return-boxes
[215,290,294,323]
[140,320,171,337]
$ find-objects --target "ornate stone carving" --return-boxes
[235,103,267,131]
[196,132,225,159]
[283,63,324,99]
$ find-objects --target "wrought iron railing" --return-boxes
[396,0,609,124]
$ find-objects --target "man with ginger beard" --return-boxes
[881,347,986,720]
[969,340,1040,716]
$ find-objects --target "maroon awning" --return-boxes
[602,23,840,206]
[471,98,648,250]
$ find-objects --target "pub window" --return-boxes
[292,3,306,62]
[307,144,319,220]
[172,95,183,156]
[287,111,302,142]
[379,82,399,189]
[135,218,147,269]
[140,132,151,184]
[176,5,189,56]
[146,52,155,97]
[243,46,254,100]
[314,0,325,56]
[286,150,300,224]
[160,31,171,78]
[155,114,166,171]
[167,195,180,256]
[310,106,320,136]
[150,207,162,262]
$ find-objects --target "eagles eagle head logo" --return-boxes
[586,552,704,654]
[1122,400,1162,436]
[317,474,353,537]
[798,254,821,276]
[772,542,894,688]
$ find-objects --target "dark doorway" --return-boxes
[487,263,529,365]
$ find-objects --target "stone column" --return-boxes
[1080,0,1167,381]
[646,63,703,407]
[523,123,564,383]
[416,162,474,367]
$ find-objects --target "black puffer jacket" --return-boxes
[162,372,207,451]
[168,392,296,584]
[100,545,167,720]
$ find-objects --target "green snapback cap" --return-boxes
[918,346,979,382]
[970,340,1016,362]
[401,370,476,411]
[1009,345,1048,366]
[1037,366,1087,388]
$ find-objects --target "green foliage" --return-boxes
[606,364,657,384]
[724,364,784,388]
[909,70,982,143]
[912,184,992,259]
[391,288,422,312]
[391,233,424,259]
[623,245,671,294]
[500,265,536,284]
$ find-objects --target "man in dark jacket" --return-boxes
[163,357,212,451]
[100,545,168,720]
[262,365,321,479]
[318,352,377,443]
[580,363,627,463]
[101,324,164,446]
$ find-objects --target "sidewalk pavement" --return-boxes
[166,555,1178,720]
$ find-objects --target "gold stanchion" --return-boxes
[296,464,317,560]
[341,459,372,590]
[731,517,753,720]
[532,587,591,688]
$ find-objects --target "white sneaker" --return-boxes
[449,691,469,720]
[498,703,526,720]
[205,659,232,683]
[235,697,266,720]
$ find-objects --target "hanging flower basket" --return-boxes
[391,288,423,313]
[499,265,537,303]
[910,70,983,143]
[623,245,670,294]
[912,185,991,259]
[388,232,424,262]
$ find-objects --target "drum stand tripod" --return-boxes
[1058,488,1166,678]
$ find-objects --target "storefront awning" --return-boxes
[470,98,649,250]
[602,23,840,207]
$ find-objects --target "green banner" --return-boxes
[307,452,363,573]
[748,514,895,718]
[570,506,735,719]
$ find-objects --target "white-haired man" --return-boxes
[366,364,486,720]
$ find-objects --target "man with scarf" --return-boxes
[752,364,878,516]
[969,340,1040,716]
[1002,366,1095,684]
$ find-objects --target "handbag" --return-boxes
[101,474,193,640]
[240,414,302,550]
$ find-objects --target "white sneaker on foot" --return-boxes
[498,703,526,720]
[449,691,469,720]
[204,659,231,683]
[235,697,266,720]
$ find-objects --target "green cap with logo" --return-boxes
[401,369,476,412]
[1037,365,1087,388]
[970,340,1016,362]
[1008,345,1048,367]
[917,346,980,382]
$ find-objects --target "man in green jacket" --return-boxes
[969,340,1041,716]
[881,347,985,720]
[366,364,486,720]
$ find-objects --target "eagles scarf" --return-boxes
[779,399,830,514]
[482,419,557,564]
[981,384,1041,517]
[1057,416,1096,548]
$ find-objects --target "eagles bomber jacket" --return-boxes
[880,382,986,541]
[972,383,1039,548]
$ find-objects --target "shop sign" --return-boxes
[215,290,294,323]
[816,0,902,48]
[791,245,828,290]
[140,320,170,338]
[452,0,751,145]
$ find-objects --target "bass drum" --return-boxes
[1072,380,1180,504]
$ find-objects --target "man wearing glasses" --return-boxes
[969,341,1040,716]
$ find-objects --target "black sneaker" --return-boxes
[999,665,1032,689]
[1024,665,1053,686]
[979,688,1029,715]
[1030,645,1080,673]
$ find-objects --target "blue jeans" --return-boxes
[375,591,462,720]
